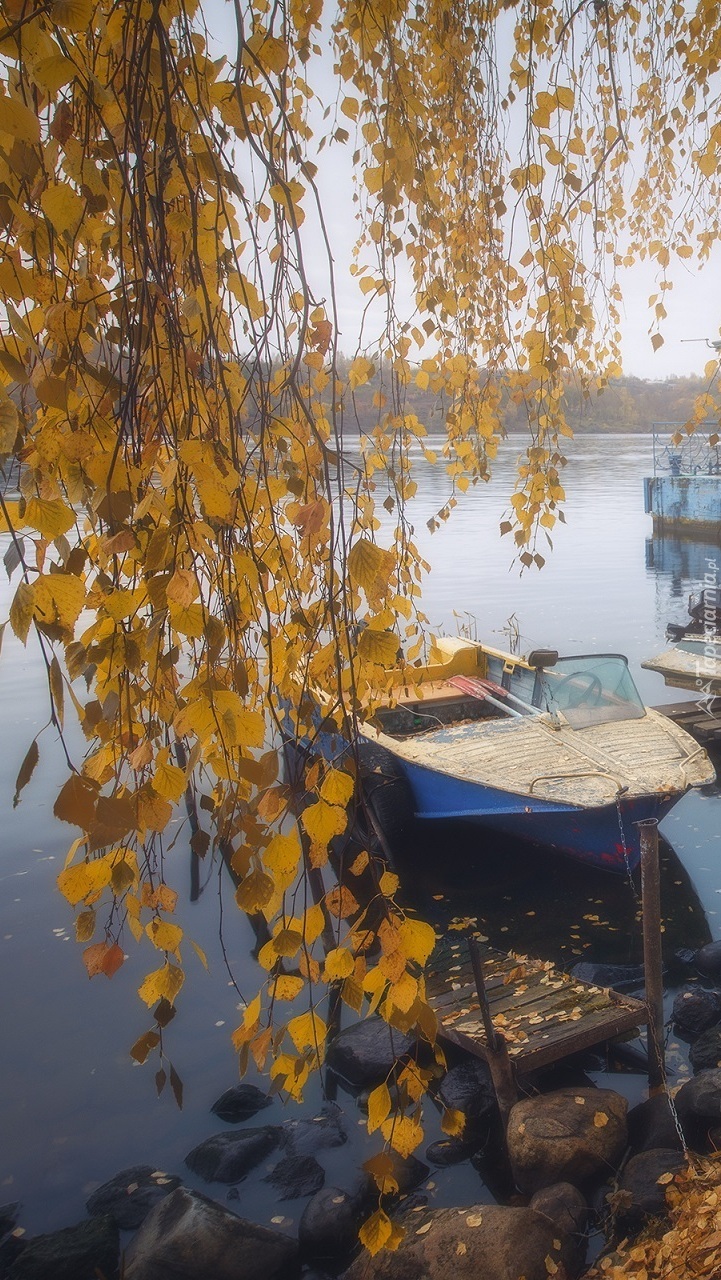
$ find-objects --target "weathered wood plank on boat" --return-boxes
[426,939,648,1074]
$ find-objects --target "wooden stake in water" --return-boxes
[468,936,518,1126]
[640,819,665,1091]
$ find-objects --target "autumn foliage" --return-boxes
[1,0,720,1251]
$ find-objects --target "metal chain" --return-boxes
[644,1013,688,1154]
[616,791,641,904]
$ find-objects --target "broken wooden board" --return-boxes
[426,938,649,1074]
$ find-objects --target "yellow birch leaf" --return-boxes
[137,961,184,1008]
[380,1113,424,1158]
[0,96,40,145]
[357,629,400,666]
[271,974,304,1001]
[348,538,387,594]
[50,0,95,32]
[272,927,304,957]
[441,1107,466,1137]
[555,85,575,109]
[57,858,111,906]
[9,581,34,643]
[301,798,347,844]
[303,903,326,944]
[24,497,75,540]
[348,356,375,388]
[152,757,186,804]
[324,947,355,980]
[190,940,209,970]
[593,1111,609,1127]
[287,1009,327,1054]
[398,917,437,966]
[264,831,301,886]
[367,1082,392,1134]
[146,919,184,956]
[40,183,85,237]
[358,1209,392,1257]
[33,574,84,631]
[319,768,355,807]
[0,392,18,452]
[379,870,400,897]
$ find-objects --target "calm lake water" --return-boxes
[2,433,721,1237]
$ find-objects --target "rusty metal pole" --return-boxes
[640,819,666,1092]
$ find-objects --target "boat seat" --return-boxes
[449,674,508,700]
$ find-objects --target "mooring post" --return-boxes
[640,819,666,1092]
[468,936,518,1126]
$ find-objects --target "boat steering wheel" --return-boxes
[554,671,603,707]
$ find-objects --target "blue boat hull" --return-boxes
[379,752,681,873]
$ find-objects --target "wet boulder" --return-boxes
[627,1094,684,1155]
[436,1058,496,1129]
[692,941,721,978]
[86,1165,182,1230]
[613,1149,686,1231]
[507,1088,628,1194]
[185,1126,280,1183]
[675,1069,721,1149]
[690,1028,721,1073]
[7,1216,118,1280]
[529,1183,587,1237]
[264,1155,325,1200]
[425,1136,481,1166]
[281,1106,347,1157]
[211,1083,273,1124]
[299,1184,371,1264]
[380,1151,429,1197]
[339,1204,581,1280]
[325,1018,416,1090]
[672,988,721,1041]
[123,1187,299,1280]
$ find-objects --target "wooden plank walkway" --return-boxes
[426,939,648,1074]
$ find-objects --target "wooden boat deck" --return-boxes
[426,939,648,1073]
[370,704,710,806]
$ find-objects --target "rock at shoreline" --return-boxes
[691,941,721,977]
[507,1088,628,1194]
[7,1215,118,1280]
[299,1185,370,1263]
[436,1058,496,1129]
[211,1084,273,1124]
[264,1155,325,1200]
[185,1127,280,1183]
[690,1027,721,1073]
[675,1069,721,1148]
[529,1182,587,1238]
[425,1136,480,1166]
[613,1149,686,1231]
[281,1106,347,1157]
[86,1165,182,1230]
[325,1019,416,1090]
[627,1095,684,1155]
[672,988,721,1041]
[123,1187,299,1280]
[339,1203,581,1280]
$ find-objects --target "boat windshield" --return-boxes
[536,655,646,729]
